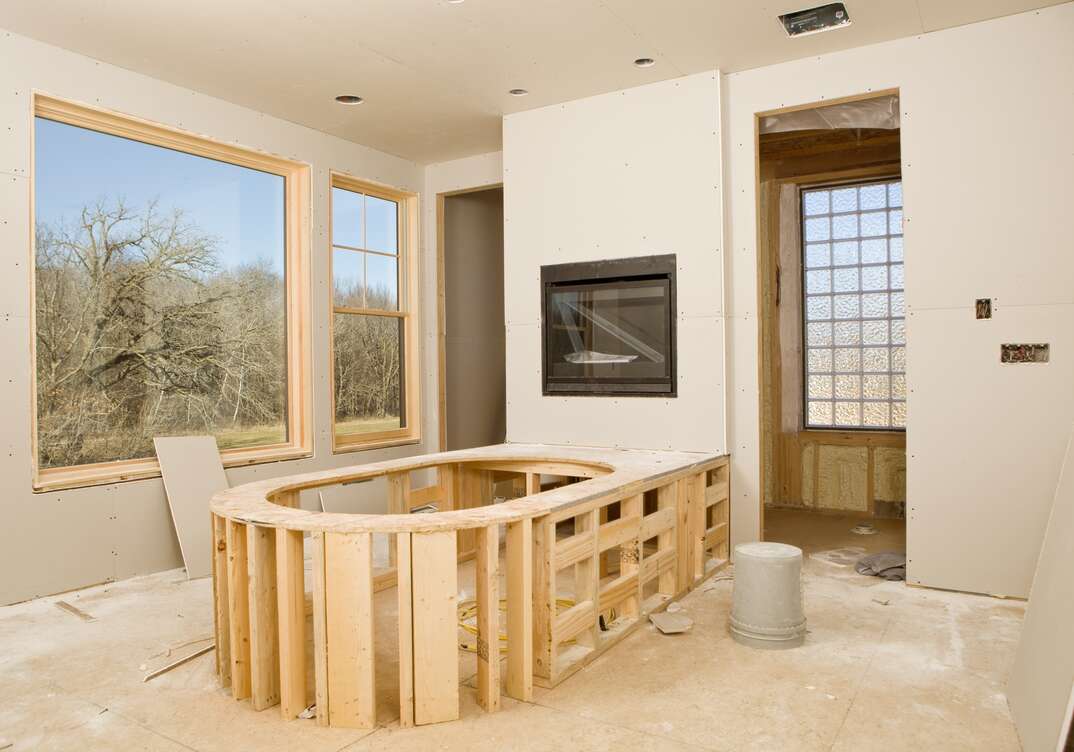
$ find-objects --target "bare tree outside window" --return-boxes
[330,183,408,445]
[33,116,289,469]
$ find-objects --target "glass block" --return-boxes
[889,236,904,261]
[891,292,905,317]
[805,242,831,268]
[891,319,905,345]
[805,217,830,241]
[834,348,861,372]
[833,267,859,293]
[808,348,833,372]
[888,181,903,207]
[365,195,398,254]
[862,265,888,291]
[892,401,907,427]
[863,374,890,399]
[862,321,889,345]
[806,295,832,321]
[808,374,833,399]
[888,209,903,235]
[859,183,887,210]
[863,347,890,372]
[833,294,861,320]
[808,401,833,426]
[860,238,887,264]
[835,401,861,426]
[890,263,905,290]
[835,374,861,399]
[891,346,906,372]
[803,190,830,216]
[831,187,857,213]
[892,375,907,400]
[863,402,890,427]
[860,211,887,237]
[807,322,833,346]
[862,293,888,318]
[832,214,858,240]
[834,321,861,346]
[806,269,832,294]
[832,241,858,266]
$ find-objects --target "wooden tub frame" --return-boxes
[209,443,730,729]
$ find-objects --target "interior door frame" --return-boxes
[436,183,504,451]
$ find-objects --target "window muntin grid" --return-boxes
[802,179,905,430]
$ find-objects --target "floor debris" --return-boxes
[55,600,95,622]
[855,552,906,581]
[850,522,878,535]
[298,705,317,719]
[650,611,693,634]
[142,644,214,682]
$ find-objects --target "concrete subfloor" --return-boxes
[0,510,1026,751]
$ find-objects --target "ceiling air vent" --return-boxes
[779,3,851,37]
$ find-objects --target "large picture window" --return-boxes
[801,178,905,430]
[32,96,310,490]
[330,174,419,450]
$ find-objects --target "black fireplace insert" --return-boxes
[541,255,677,396]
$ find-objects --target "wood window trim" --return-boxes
[329,171,421,454]
[30,94,313,493]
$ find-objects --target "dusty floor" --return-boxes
[0,510,1026,751]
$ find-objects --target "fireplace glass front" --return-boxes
[541,255,676,396]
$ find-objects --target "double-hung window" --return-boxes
[330,174,419,450]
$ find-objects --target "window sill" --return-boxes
[797,429,906,448]
[33,443,314,493]
[332,432,422,455]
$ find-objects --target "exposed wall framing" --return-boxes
[755,90,905,524]
[209,444,730,729]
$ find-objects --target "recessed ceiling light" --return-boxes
[634,57,656,68]
[508,88,529,97]
[446,0,465,3]
[335,95,364,105]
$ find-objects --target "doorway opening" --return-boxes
[437,186,506,452]
[755,91,907,568]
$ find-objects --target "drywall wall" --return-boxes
[443,188,506,450]
[502,72,728,461]
[1008,427,1074,752]
[0,29,431,605]
[722,3,1074,595]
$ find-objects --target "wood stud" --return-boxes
[210,451,729,730]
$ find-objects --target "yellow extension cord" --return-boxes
[456,597,581,653]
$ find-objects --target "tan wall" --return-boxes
[443,188,506,451]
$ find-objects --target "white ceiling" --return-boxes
[0,0,1064,163]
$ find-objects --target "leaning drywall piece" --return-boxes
[154,436,229,579]
[1008,427,1074,752]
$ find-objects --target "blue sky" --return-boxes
[34,117,285,275]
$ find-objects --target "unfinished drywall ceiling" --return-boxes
[0,30,433,605]
[0,0,1066,163]
[723,3,1074,596]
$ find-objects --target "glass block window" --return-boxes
[802,179,905,429]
